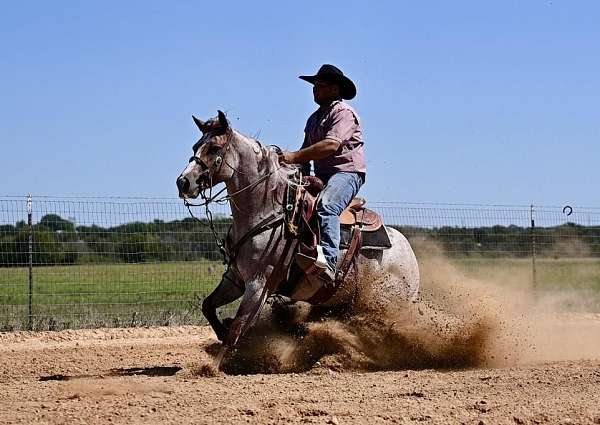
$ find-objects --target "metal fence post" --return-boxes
[27,194,33,330]
[530,204,537,290]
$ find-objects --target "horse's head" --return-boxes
[177,110,235,199]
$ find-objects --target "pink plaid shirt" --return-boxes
[302,100,366,180]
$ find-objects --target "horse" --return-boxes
[176,111,419,359]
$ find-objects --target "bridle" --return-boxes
[184,133,285,207]
[188,154,217,172]
[182,132,288,264]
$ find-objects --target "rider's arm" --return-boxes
[291,107,357,164]
[293,138,341,162]
[280,138,341,164]
[298,134,311,175]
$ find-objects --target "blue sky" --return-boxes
[1,1,598,206]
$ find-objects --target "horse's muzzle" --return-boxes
[176,175,190,197]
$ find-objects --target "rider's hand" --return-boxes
[278,150,298,164]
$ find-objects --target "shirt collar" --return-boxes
[317,99,342,115]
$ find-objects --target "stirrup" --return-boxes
[295,245,328,275]
[314,245,328,269]
[317,266,336,287]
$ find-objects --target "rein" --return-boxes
[183,144,288,266]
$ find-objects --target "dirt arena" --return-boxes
[2,255,600,424]
[0,314,599,424]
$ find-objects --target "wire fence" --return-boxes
[1,195,600,331]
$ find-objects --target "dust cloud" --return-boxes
[208,241,600,375]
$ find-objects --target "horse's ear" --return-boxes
[192,115,206,133]
[217,110,229,131]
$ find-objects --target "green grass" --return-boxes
[445,258,600,312]
[451,257,600,291]
[0,261,227,330]
[1,257,600,330]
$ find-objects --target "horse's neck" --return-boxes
[225,134,287,237]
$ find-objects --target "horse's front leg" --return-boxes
[202,268,244,342]
[224,272,270,348]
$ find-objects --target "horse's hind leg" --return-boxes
[202,268,244,342]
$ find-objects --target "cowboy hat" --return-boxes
[299,64,357,100]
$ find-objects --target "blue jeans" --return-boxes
[317,172,364,270]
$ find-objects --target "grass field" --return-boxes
[427,257,600,313]
[0,261,226,330]
[453,257,600,291]
[1,257,599,330]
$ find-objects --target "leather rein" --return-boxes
[183,136,289,267]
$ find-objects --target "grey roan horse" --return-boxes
[177,111,419,359]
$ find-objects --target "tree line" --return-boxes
[0,214,230,266]
[0,214,598,266]
[394,223,600,258]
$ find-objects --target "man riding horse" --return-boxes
[278,64,366,285]
[176,64,418,357]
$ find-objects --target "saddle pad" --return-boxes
[340,225,392,250]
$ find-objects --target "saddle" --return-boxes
[284,173,391,297]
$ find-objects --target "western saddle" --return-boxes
[284,173,389,289]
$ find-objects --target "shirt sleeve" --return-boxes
[323,108,358,144]
[300,132,310,149]
[303,112,316,146]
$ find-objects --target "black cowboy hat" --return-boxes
[299,64,357,100]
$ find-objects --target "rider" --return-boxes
[278,64,366,284]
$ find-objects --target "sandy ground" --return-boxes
[1,322,600,425]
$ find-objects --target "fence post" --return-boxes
[27,194,33,330]
[530,204,537,290]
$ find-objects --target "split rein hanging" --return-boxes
[183,171,276,263]
[183,173,228,262]
[183,144,303,263]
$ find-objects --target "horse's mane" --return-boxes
[196,115,299,176]
[233,129,299,177]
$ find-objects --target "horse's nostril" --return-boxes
[177,176,190,193]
